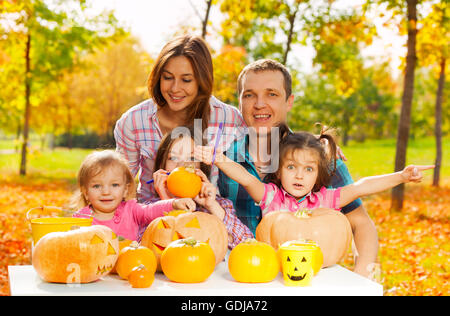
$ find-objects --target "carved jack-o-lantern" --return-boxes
[32,225,119,283]
[141,211,228,270]
[279,242,314,287]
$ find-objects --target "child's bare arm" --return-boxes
[339,164,434,208]
[194,145,265,203]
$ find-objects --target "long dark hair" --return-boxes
[148,34,213,132]
[267,123,337,193]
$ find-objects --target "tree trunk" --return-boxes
[67,102,72,150]
[202,0,213,38]
[20,32,31,176]
[282,6,299,65]
[433,58,445,187]
[391,0,417,211]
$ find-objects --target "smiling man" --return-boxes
[218,59,379,279]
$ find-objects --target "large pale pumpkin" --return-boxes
[255,209,352,268]
[141,211,228,271]
[32,225,119,283]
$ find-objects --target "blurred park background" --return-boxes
[0,0,448,295]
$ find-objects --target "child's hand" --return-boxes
[194,145,225,165]
[193,169,217,209]
[401,164,435,183]
[153,169,171,199]
[172,198,196,211]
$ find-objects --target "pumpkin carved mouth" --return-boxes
[96,264,113,275]
[287,273,307,281]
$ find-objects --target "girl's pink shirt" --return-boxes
[73,199,174,241]
[259,183,342,216]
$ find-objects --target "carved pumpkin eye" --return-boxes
[90,234,116,255]
[184,217,200,228]
[302,257,307,262]
[287,256,291,262]
[157,219,171,229]
[90,234,104,244]
[107,243,117,255]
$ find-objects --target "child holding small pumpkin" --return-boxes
[194,123,434,216]
[150,125,254,248]
[72,150,196,242]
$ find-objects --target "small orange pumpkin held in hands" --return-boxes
[161,237,215,283]
[228,239,280,283]
[128,264,155,288]
[166,166,202,198]
[116,241,157,280]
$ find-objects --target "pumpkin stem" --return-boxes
[130,241,140,249]
[294,209,312,218]
[181,237,198,247]
[185,164,196,173]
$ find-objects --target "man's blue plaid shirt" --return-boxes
[217,135,362,235]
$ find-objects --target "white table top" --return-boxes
[8,262,382,296]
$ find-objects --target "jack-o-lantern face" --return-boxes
[279,242,314,287]
[141,211,228,271]
[32,225,119,283]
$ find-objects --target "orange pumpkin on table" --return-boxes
[255,208,352,268]
[110,236,133,274]
[141,211,228,271]
[161,237,215,283]
[115,241,157,280]
[128,264,155,288]
[228,239,280,283]
[32,225,119,283]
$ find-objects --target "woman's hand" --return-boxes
[172,198,196,211]
[153,169,171,200]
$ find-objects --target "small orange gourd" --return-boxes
[128,264,155,288]
[116,241,157,280]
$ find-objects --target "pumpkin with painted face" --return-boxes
[32,225,119,283]
[279,241,315,286]
[141,211,228,271]
[278,240,323,275]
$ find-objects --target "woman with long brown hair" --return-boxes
[114,34,246,203]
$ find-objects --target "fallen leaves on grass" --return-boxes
[0,178,448,296]
[0,178,74,296]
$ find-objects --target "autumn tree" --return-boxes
[219,0,311,65]
[416,1,449,187]
[212,45,247,106]
[0,0,123,175]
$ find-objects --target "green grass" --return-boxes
[0,136,449,184]
[0,147,93,184]
[342,137,450,184]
